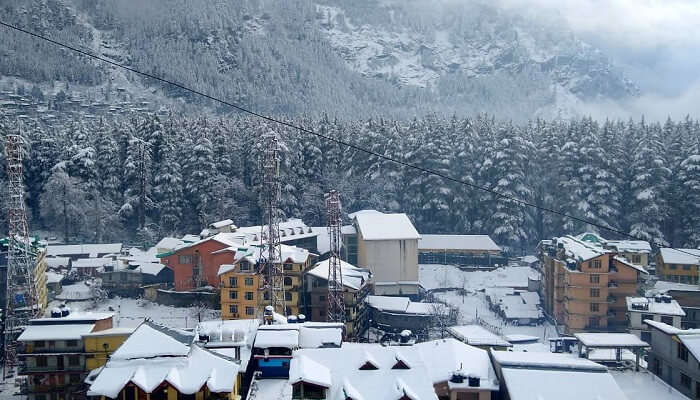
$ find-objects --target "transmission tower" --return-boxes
[3,133,37,379]
[259,131,286,317]
[326,190,345,323]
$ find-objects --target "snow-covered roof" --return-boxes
[72,257,113,268]
[492,350,608,371]
[88,344,239,397]
[236,218,318,244]
[155,237,185,251]
[678,334,700,362]
[220,243,312,266]
[217,264,237,276]
[605,240,652,253]
[111,322,194,360]
[195,319,259,372]
[46,257,70,268]
[254,328,299,350]
[501,367,628,400]
[626,297,685,316]
[647,280,700,295]
[354,212,420,241]
[644,319,686,335]
[556,236,607,262]
[18,323,95,341]
[31,312,114,324]
[418,234,501,252]
[45,271,64,284]
[614,256,649,274]
[289,354,332,388]
[658,248,700,265]
[306,259,371,290]
[82,327,135,337]
[130,262,167,276]
[298,326,342,349]
[366,295,444,315]
[311,226,354,255]
[210,219,235,229]
[48,243,122,257]
[447,325,511,347]
[574,333,649,348]
[415,339,498,389]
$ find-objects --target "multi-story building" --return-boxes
[17,311,114,400]
[81,327,134,371]
[1,238,49,316]
[538,235,647,334]
[626,295,685,342]
[647,319,700,399]
[218,243,314,319]
[656,248,700,284]
[577,232,652,270]
[303,258,372,338]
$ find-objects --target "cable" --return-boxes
[0,20,696,257]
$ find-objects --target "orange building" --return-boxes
[539,236,647,333]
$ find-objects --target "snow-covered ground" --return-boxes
[420,264,537,291]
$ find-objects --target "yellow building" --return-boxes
[82,327,134,370]
[656,248,700,284]
[218,244,315,319]
[33,246,49,314]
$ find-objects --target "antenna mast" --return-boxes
[3,132,37,379]
[259,131,286,317]
[326,190,345,323]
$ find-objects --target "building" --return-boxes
[366,295,450,335]
[648,281,700,328]
[485,288,543,326]
[538,235,647,334]
[0,238,49,317]
[70,257,112,277]
[490,350,628,400]
[17,311,114,400]
[626,295,685,342]
[81,327,134,370]
[218,244,315,319]
[45,271,64,300]
[577,233,651,270]
[235,219,320,253]
[349,210,421,296]
[418,234,506,268]
[87,320,242,400]
[46,243,123,260]
[100,263,173,295]
[200,219,237,237]
[304,258,372,338]
[646,320,700,399]
[447,325,512,350]
[656,248,700,284]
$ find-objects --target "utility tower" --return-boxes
[326,190,345,323]
[3,133,37,379]
[259,131,286,318]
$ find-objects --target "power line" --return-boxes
[0,20,695,256]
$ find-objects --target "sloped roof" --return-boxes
[354,212,420,241]
[626,297,685,316]
[47,243,122,257]
[447,325,511,347]
[306,259,371,290]
[574,333,649,348]
[111,321,193,360]
[658,248,700,265]
[18,323,95,341]
[501,368,627,400]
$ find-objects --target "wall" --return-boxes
[84,334,130,370]
[357,237,418,283]
[648,329,700,399]
[162,240,233,291]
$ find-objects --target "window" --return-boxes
[590,303,600,312]
[392,360,410,370]
[642,314,654,324]
[590,288,600,298]
[245,277,254,286]
[36,356,47,367]
[359,361,378,370]
[590,260,601,269]
[229,277,237,287]
[229,305,238,315]
[245,292,254,301]
[69,374,81,384]
[34,340,45,348]
[681,373,691,388]
[319,295,326,302]
[192,266,200,276]
[285,291,292,301]
[240,261,250,271]
[631,254,642,264]
[671,264,678,270]
[66,340,78,347]
[284,263,293,271]
[284,277,293,286]
[35,394,46,400]
[590,274,600,284]
[245,306,255,315]
[68,355,80,366]
[679,342,689,362]
[229,290,238,300]
[684,265,692,271]
[178,255,193,264]
[661,316,674,325]
[588,317,600,328]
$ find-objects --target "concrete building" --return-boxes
[647,320,700,399]
[17,311,114,400]
[349,210,421,296]
[626,295,685,342]
[577,233,652,270]
[648,281,700,329]
[46,243,123,261]
[304,259,372,338]
[447,325,512,351]
[81,327,134,371]
[656,248,700,284]
[366,295,450,335]
[538,235,647,334]
[418,234,506,268]
[0,238,49,318]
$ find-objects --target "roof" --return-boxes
[19,323,95,341]
[418,234,501,252]
[626,297,685,316]
[111,321,194,360]
[366,295,445,315]
[72,257,113,268]
[447,325,511,347]
[45,271,64,284]
[253,323,343,350]
[236,218,318,244]
[210,219,235,229]
[154,237,186,250]
[574,333,649,348]
[648,280,700,295]
[306,259,371,290]
[492,351,608,371]
[605,240,652,253]
[30,312,114,324]
[658,248,700,265]
[613,256,648,274]
[678,334,700,362]
[217,264,237,276]
[254,328,299,349]
[47,243,122,257]
[195,319,260,372]
[46,257,70,268]
[354,212,420,241]
[501,367,628,400]
[414,339,498,389]
[557,236,607,262]
[220,243,312,266]
[289,354,332,388]
[88,344,239,397]
[298,326,342,349]
[82,327,135,337]
[130,262,167,276]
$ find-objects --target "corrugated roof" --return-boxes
[419,234,501,252]
[354,212,420,241]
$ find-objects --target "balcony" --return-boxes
[608,281,618,288]
[607,295,617,303]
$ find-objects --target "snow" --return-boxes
[217,264,237,276]
[130,262,166,276]
[82,327,135,337]
[306,259,371,290]
[556,235,607,262]
[614,256,649,274]
[236,218,318,245]
[47,243,122,257]
[605,240,652,253]
[574,333,649,348]
[647,280,700,295]
[248,378,292,400]
[501,368,628,400]
[678,334,700,362]
[210,219,235,229]
[644,319,686,335]
[420,264,534,291]
[289,354,332,388]
[45,271,65,284]
[626,297,685,316]
[353,212,420,241]
[658,248,700,265]
[224,243,311,265]
[254,328,299,349]
[447,325,511,347]
[611,370,688,400]
[18,323,95,341]
[196,319,259,372]
[414,339,499,389]
[72,257,112,268]
[418,234,501,252]
[111,323,192,360]
[155,237,186,251]
[55,281,97,300]
[366,295,443,315]
[298,326,342,348]
[492,351,608,371]
[504,334,539,343]
[46,256,70,268]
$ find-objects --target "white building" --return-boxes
[627,295,685,343]
[350,210,421,296]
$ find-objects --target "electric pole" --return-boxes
[326,190,345,323]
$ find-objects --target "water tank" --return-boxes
[400,330,412,343]
[468,377,481,387]
[287,315,298,324]
[297,314,306,323]
[222,327,234,342]
[61,307,71,317]
[51,308,62,318]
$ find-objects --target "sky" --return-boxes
[495,0,700,119]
